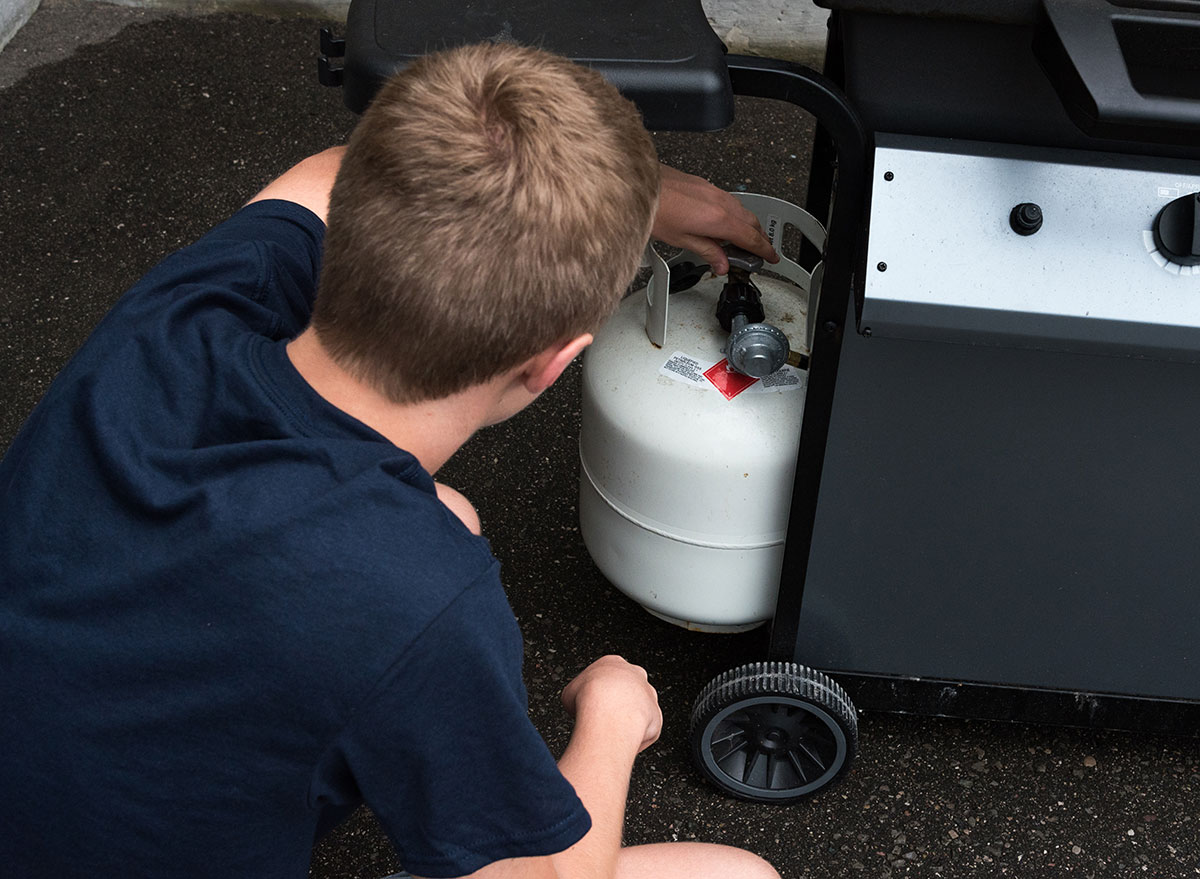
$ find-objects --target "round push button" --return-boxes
[1009,203,1043,236]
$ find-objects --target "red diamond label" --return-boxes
[703,359,758,400]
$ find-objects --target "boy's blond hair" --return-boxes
[313,42,660,403]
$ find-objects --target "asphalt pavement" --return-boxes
[1,3,1197,878]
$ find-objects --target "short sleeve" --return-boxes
[120,199,325,340]
[309,571,591,878]
[201,199,325,334]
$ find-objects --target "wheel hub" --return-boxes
[757,727,790,754]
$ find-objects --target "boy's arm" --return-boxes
[549,655,662,879]
[416,656,660,879]
[652,163,779,275]
[435,483,482,535]
[245,146,346,225]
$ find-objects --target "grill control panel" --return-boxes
[862,135,1200,361]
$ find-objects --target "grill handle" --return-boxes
[1034,0,1200,144]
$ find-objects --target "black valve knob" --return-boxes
[715,243,766,332]
[1009,203,1043,236]
[1152,192,1200,267]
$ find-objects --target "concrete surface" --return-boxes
[1,3,1198,879]
[0,0,37,54]
[706,0,827,67]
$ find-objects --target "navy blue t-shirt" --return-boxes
[0,200,590,878]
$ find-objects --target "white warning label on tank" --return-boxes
[661,352,807,393]
[659,351,712,387]
[746,364,807,393]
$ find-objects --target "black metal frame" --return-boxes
[834,672,1200,736]
[719,57,872,664]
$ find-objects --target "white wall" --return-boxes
[2,0,828,67]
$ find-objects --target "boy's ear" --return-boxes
[522,334,593,395]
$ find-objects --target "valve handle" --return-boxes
[724,244,764,275]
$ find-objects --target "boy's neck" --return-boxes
[285,327,491,475]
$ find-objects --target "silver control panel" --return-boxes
[862,135,1200,361]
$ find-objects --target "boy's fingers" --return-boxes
[681,237,730,275]
[684,229,778,277]
[727,204,779,264]
[652,164,780,273]
[728,223,779,266]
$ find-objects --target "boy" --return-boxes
[0,43,777,878]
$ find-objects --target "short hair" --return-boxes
[312,42,661,403]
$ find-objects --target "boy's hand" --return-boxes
[652,164,780,275]
[561,655,662,753]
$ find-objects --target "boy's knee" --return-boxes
[618,841,778,879]
[732,850,780,879]
[434,482,482,535]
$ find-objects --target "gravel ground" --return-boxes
[1,4,1197,878]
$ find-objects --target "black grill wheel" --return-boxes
[690,661,858,802]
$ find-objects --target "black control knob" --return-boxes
[1153,192,1200,267]
[1009,203,1043,236]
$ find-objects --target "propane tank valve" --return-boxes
[716,245,791,378]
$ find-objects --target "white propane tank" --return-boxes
[579,193,826,632]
